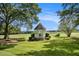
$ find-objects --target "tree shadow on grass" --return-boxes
[43,40,79,56]
[0,39,18,50]
[0,44,17,50]
[16,39,79,56]
[71,37,79,41]
[57,36,70,40]
[70,37,79,44]
[16,49,71,56]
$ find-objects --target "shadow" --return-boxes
[16,39,79,56]
[43,40,79,56]
[0,38,24,50]
[0,39,18,50]
[0,44,17,50]
[16,49,71,56]
[71,37,79,43]
[58,37,70,40]
[71,37,79,41]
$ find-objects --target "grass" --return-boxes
[0,34,30,39]
[0,32,79,56]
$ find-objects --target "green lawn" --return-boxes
[0,32,79,56]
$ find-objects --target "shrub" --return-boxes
[29,37,34,41]
[45,33,51,40]
[45,33,49,37]
[55,33,60,37]
[31,33,35,38]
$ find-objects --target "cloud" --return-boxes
[37,9,61,30]
[38,12,60,24]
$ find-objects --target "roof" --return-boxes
[34,22,46,30]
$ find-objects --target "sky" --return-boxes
[21,3,63,31]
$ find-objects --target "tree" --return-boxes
[58,3,79,37]
[9,25,21,34]
[0,24,21,34]
[0,3,41,39]
[59,16,76,37]
[62,3,79,26]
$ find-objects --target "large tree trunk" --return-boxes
[4,23,9,39]
[67,32,71,37]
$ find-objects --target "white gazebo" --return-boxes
[34,22,46,40]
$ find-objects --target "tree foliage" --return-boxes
[0,3,41,39]
[58,3,79,37]
[0,24,21,34]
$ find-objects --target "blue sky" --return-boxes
[21,3,63,31]
[38,3,63,31]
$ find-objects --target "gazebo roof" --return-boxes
[34,22,46,30]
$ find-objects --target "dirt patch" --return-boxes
[0,39,18,45]
[0,38,25,45]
